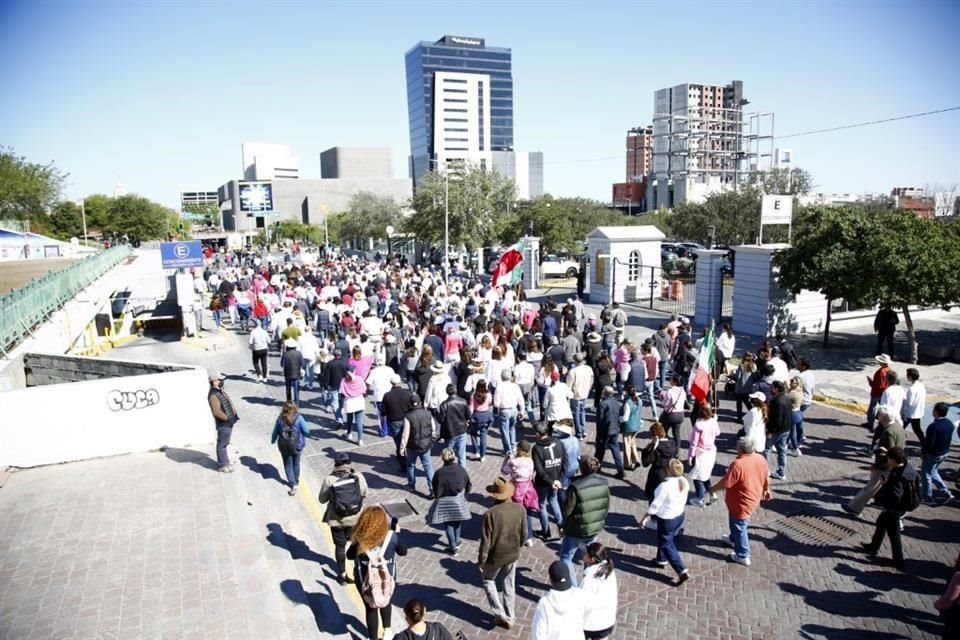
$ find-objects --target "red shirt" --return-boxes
[870,365,890,397]
[721,453,770,519]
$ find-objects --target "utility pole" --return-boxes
[76,199,88,245]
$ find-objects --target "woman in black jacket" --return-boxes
[641,422,679,501]
[429,448,472,554]
[347,506,408,640]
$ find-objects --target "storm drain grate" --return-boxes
[772,512,858,547]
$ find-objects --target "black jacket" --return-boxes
[324,357,348,390]
[283,349,304,381]
[778,340,799,370]
[439,395,470,439]
[874,463,918,512]
[382,386,413,423]
[597,396,622,435]
[532,436,567,487]
[641,438,677,501]
[767,394,793,434]
[432,463,472,498]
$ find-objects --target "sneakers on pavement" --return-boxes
[728,553,751,566]
[841,503,859,516]
[675,571,690,586]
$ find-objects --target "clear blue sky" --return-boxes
[1,0,958,209]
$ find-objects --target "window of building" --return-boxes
[627,250,641,282]
[444,88,468,94]
[445,108,468,113]
[445,118,468,123]
[595,252,606,285]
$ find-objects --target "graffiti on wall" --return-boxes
[107,388,160,412]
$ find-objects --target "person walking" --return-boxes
[401,394,436,498]
[743,392,767,454]
[658,375,686,450]
[429,448,472,555]
[865,354,892,432]
[921,402,955,504]
[368,356,396,437]
[620,384,643,471]
[708,437,771,567]
[494,370,525,458]
[394,598,456,640]
[595,386,625,479]
[318,452,368,585]
[687,403,720,508]
[766,381,792,480]
[787,376,805,456]
[478,476,526,631]
[270,401,310,495]
[501,440,540,547]
[439,384,470,467]
[469,379,494,462]
[347,505,407,640]
[859,446,919,571]
[641,422,678,502]
[382,375,413,472]
[207,371,238,473]
[580,542,618,639]
[640,458,690,586]
[567,353,594,440]
[532,423,567,540]
[248,322,270,382]
[558,456,609,587]
[874,306,899,358]
[282,338,304,405]
[843,406,906,515]
[902,368,927,444]
[529,561,585,640]
[340,367,368,445]
[934,552,960,640]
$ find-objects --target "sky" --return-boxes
[1,0,958,209]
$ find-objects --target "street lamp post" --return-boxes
[76,199,87,245]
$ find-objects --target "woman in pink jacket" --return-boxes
[500,439,540,547]
[687,403,720,508]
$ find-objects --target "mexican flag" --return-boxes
[492,241,526,288]
[690,325,715,404]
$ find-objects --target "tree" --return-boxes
[336,192,403,247]
[746,168,813,195]
[81,194,113,231]
[405,165,517,250]
[46,201,84,239]
[863,212,960,363]
[774,206,879,346]
[499,196,638,256]
[102,195,170,241]
[0,147,67,220]
[274,220,322,244]
[669,187,767,246]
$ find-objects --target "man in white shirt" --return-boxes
[298,327,320,389]
[768,348,789,383]
[797,358,816,411]
[494,369,525,457]
[367,356,397,437]
[879,369,906,421]
[566,354,595,440]
[543,371,574,425]
[513,353,537,424]
[902,367,927,443]
[248,323,270,382]
[530,561,585,640]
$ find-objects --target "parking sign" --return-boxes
[160,241,204,269]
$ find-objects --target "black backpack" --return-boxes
[901,472,921,512]
[329,473,363,518]
[278,418,301,454]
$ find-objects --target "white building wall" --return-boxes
[242,143,301,180]
[433,71,492,169]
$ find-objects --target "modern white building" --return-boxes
[433,71,493,169]
[242,143,300,181]
[492,151,544,200]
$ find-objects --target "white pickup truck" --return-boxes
[539,254,580,278]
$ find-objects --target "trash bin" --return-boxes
[94,313,112,337]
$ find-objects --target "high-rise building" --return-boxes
[405,35,514,183]
[626,126,653,182]
[242,143,300,180]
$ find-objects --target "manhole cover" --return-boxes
[773,512,858,547]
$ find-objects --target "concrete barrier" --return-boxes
[0,354,214,468]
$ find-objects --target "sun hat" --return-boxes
[485,476,516,501]
[430,361,446,373]
[875,354,891,365]
[748,391,766,402]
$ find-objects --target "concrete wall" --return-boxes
[21,352,187,388]
[320,147,394,180]
[586,239,660,304]
[0,359,213,468]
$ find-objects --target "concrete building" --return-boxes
[626,126,653,181]
[219,146,411,234]
[242,143,300,181]
[405,35,543,200]
[180,191,218,209]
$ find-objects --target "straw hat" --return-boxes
[485,476,516,501]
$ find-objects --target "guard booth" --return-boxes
[584,226,664,304]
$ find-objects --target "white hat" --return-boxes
[748,391,766,402]
[554,422,574,435]
[430,361,446,373]
[875,354,891,365]
[284,338,299,348]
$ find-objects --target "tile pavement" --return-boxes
[0,320,957,640]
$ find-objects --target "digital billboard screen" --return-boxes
[238,181,274,213]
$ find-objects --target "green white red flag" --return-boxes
[491,240,526,288]
[690,325,715,404]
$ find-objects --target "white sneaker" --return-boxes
[728,553,751,566]
[524,538,535,547]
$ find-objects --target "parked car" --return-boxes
[661,243,680,263]
[540,254,579,278]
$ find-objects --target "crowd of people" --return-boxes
[200,247,959,640]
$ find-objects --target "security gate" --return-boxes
[629,266,696,318]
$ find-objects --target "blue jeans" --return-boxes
[449,433,467,467]
[866,395,881,431]
[571,399,587,439]
[768,431,788,477]
[657,360,668,393]
[729,514,750,559]
[595,425,624,474]
[375,401,388,436]
[406,449,435,492]
[643,378,658,421]
[537,485,562,534]
[349,410,364,444]
[285,379,300,406]
[656,513,687,575]
[389,420,406,470]
[331,392,344,424]
[559,534,594,587]
[281,449,302,487]
[922,453,950,500]
[445,522,462,550]
[789,409,804,449]
[471,411,493,458]
[215,426,232,468]
[304,360,316,389]
[212,310,222,328]
[498,409,518,456]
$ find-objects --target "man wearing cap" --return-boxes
[283,338,304,405]
[610,301,628,345]
[866,354,892,433]
[478,476,526,631]
[207,371,239,472]
[317,452,368,585]
[567,353,594,440]
[400,394,437,497]
[530,560,586,639]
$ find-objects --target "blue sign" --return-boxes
[160,241,204,269]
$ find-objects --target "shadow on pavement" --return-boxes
[279,578,365,637]
[162,447,219,470]
[241,395,280,407]
[833,562,943,596]
[515,564,550,603]
[799,622,918,640]
[394,582,490,629]
[266,522,333,569]
[240,455,285,485]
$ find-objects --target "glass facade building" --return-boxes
[405,35,514,184]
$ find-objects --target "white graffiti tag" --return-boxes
[106,388,160,412]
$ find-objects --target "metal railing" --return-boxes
[0,245,132,355]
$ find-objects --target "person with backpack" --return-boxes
[347,505,407,640]
[843,406,906,515]
[270,402,310,495]
[859,446,919,572]
[318,452,368,585]
[400,394,437,498]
